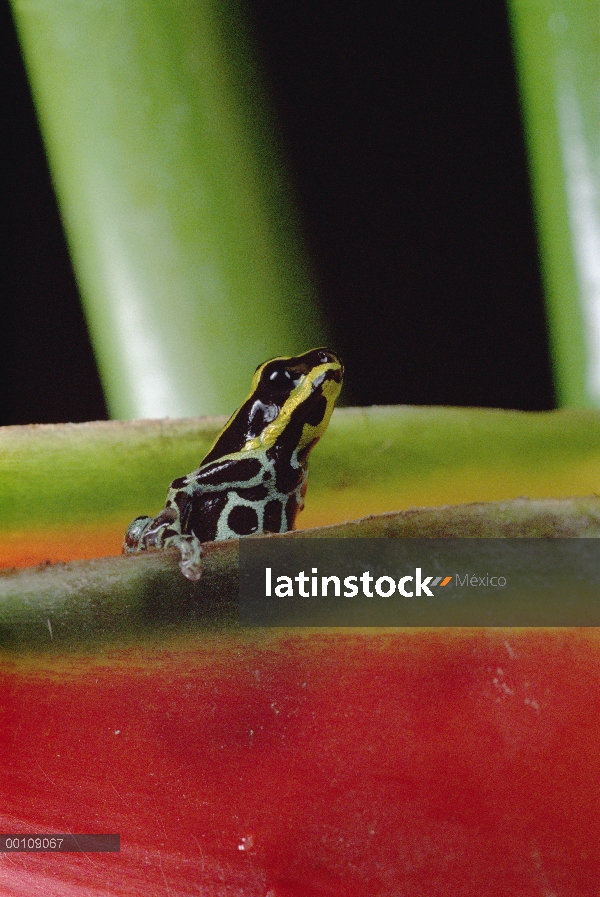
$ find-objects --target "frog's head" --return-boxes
[201,348,343,464]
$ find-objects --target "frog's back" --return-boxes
[172,347,343,540]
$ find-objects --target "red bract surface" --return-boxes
[0,629,598,895]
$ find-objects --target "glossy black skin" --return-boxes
[124,348,343,556]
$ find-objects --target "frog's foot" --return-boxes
[123,516,154,553]
[123,508,179,553]
[164,534,204,582]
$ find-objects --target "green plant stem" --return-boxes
[509,0,600,407]
[10,0,325,418]
[2,406,600,535]
[1,497,599,648]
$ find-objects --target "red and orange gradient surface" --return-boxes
[2,629,599,895]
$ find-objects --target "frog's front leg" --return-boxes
[123,508,204,581]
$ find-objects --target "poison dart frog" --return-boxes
[123,348,343,580]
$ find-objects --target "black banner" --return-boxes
[239,538,600,626]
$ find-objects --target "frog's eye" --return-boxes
[263,364,303,392]
[269,368,292,386]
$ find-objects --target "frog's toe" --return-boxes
[138,508,177,548]
[168,534,204,582]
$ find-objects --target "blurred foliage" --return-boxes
[510,0,600,407]
[10,0,326,418]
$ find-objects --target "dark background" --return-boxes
[1,1,554,425]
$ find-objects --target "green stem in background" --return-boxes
[10,0,326,419]
[509,0,600,408]
[3,406,600,535]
